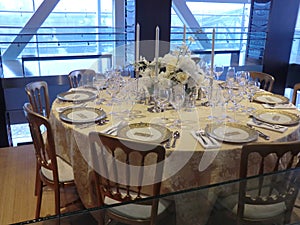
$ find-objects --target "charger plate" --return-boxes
[252,92,289,104]
[57,90,97,102]
[252,109,300,126]
[117,122,172,143]
[205,123,258,143]
[59,107,106,124]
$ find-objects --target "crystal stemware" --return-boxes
[93,73,107,104]
[154,85,170,124]
[214,64,224,80]
[169,84,185,128]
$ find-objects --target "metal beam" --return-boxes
[2,0,60,60]
[172,0,211,49]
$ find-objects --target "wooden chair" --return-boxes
[208,141,300,225]
[68,69,96,88]
[25,81,50,118]
[291,83,300,105]
[89,132,175,225]
[249,71,275,92]
[23,102,78,219]
[25,81,51,196]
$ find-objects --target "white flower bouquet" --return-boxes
[136,38,205,94]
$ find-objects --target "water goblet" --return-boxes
[93,73,107,104]
[225,66,236,88]
[214,64,224,80]
[155,86,170,124]
[169,84,185,128]
[236,71,249,86]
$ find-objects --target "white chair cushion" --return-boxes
[221,187,287,220]
[104,193,170,220]
[232,202,286,219]
[41,156,74,182]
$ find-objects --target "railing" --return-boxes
[0,26,267,77]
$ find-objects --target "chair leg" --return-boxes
[34,164,39,196]
[54,185,61,216]
[35,179,43,219]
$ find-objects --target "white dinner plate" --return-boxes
[59,107,106,124]
[57,90,97,102]
[252,92,289,104]
[252,109,300,126]
[117,122,172,144]
[205,123,258,143]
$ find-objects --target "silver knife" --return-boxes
[247,124,270,140]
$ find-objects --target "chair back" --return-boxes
[237,141,300,224]
[89,131,166,224]
[23,102,59,185]
[292,83,300,105]
[25,81,50,118]
[249,71,275,92]
[68,69,96,88]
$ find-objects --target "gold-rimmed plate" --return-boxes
[57,90,97,102]
[59,107,106,124]
[117,122,172,144]
[252,109,300,126]
[252,92,289,104]
[205,123,258,143]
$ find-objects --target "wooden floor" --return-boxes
[0,144,84,225]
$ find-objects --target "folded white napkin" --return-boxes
[247,120,288,133]
[190,131,221,149]
[262,103,296,109]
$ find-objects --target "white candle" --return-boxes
[211,28,215,77]
[183,24,186,43]
[155,26,160,77]
[135,23,140,65]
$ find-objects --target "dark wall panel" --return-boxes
[262,0,300,94]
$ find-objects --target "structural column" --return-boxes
[135,0,172,60]
[262,0,300,94]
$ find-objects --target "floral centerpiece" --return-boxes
[136,37,206,95]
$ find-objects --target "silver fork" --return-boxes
[198,129,216,145]
[195,130,208,145]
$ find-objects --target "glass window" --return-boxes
[0,0,33,11]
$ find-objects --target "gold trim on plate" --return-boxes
[57,90,97,102]
[252,92,289,104]
[252,109,300,125]
[205,122,258,143]
[117,122,172,144]
[59,107,106,124]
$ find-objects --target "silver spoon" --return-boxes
[171,131,180,148]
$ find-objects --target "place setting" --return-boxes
[100,121,176,147]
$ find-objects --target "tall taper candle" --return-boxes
[155,26,160,77]
[211,28,215,77]
[135,23,140,66]
[183,24,186,43]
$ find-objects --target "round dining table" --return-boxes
[49,80,300,224]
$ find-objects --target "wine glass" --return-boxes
[106,74,122,106]
[169,84,185,127]
[214,64,224,80]
[236,71,249,86]
[93,73,107,104]
[154,86,170,123]
[230,86,244,122]
[225,67,236,88]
